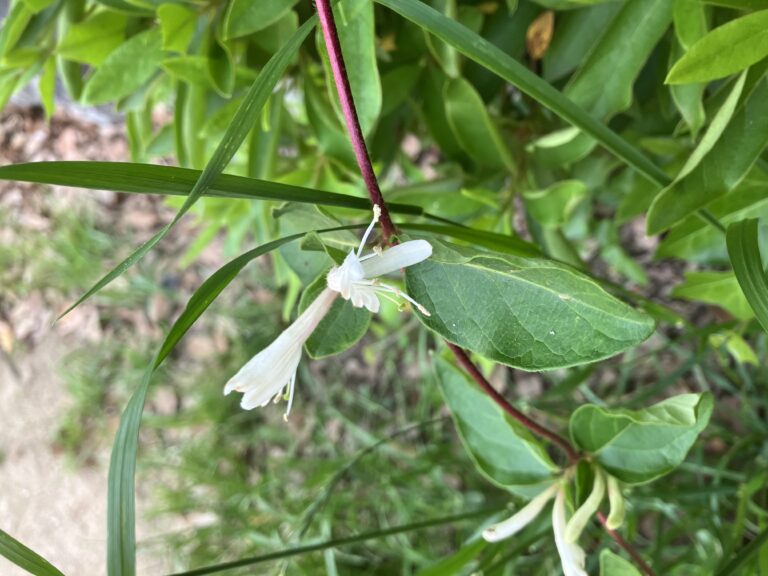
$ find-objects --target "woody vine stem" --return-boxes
[312,2,654,575]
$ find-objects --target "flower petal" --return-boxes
[482,483,559,542]
[553,487,588,576]
[360,240,432,278]
[564,468,605,544]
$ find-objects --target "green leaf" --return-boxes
[375,0,671,187]
[600,549,642,576]
[224,0,299,39]
[671,271,753,321]
[39,56,56,119]
[21,0,55,13]
[444,77,514,171]
[673,0,707,51]
[207,36,235,97]
[542,2,623,83]
[565,0,673,120]
[727,218,768,334]
[415,538,487,576]
[108,233,303,576]
[570,393,713,484]
[66,18,317,319]
[82,29,164,105]
[0,529,66,576]
[667,10,768,84]
[56,10,127,66]
[647,78,768,234]
[161,56,214,88]
[0,1,33,57]
[0,161,423,214]
[406,240,655,371]
[275,203,355,284]
[656,180,768,263]
[157,3,196,53]
[319,0,382,137]
[523,180,587,228]
[299,273,371,358]
[434,358,557,487]
[709,331,759,366]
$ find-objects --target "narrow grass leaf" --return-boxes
[63,17,317,320]
[107,227,360,576]
[0,529,66,576]
[0,161,421,215]
[727,219,768,334]
[166,509,492,576]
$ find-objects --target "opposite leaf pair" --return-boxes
[224,206,432,417]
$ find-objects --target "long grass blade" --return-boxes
[107,226,361,576]
[166,508,493,576]
[0,161,421,215]
[62,17,317,321]
[0,529,66,576]
[726,218,768,334]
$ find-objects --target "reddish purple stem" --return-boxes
[312,4,653,574]
[314,0,397,240]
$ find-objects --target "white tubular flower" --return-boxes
[326,205,432,315]
[482,483,560,542]
[223,287,338,418]
[553,486,588,576]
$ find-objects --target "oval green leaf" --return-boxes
[570,393,713,485]
[667,9,768,84]
[435,358,557,487]
[298,273,371,359]
[406,240,655,371]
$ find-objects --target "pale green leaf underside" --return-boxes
[435,358,557,487]
[406,241,655,371]
[570,393,713,484]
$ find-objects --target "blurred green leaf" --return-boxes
[406,240,655,371]
[600,549,642,576]
[671,271,753,321]
[56,10,126,66]
[570,393,713,484]
[39,56,56,118]
[667,10,768,84]
[434,358,557,487]
[727,218,768,334]
[0,1,33,57]
[0,529,66,576]
[299,273,371,358]
[565,0,673,120]
[444,77,514,171]
[82,29,164,104]
[157,3,195,53]
[647,78,768,234]
[523,180,587,228]
[207,36,235,97]
[542,2,622,83]
[224,0,299,40]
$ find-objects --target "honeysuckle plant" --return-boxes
[0,0,763,575]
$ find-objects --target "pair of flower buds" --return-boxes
[223,206,432,417]
[483,468,626,576]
